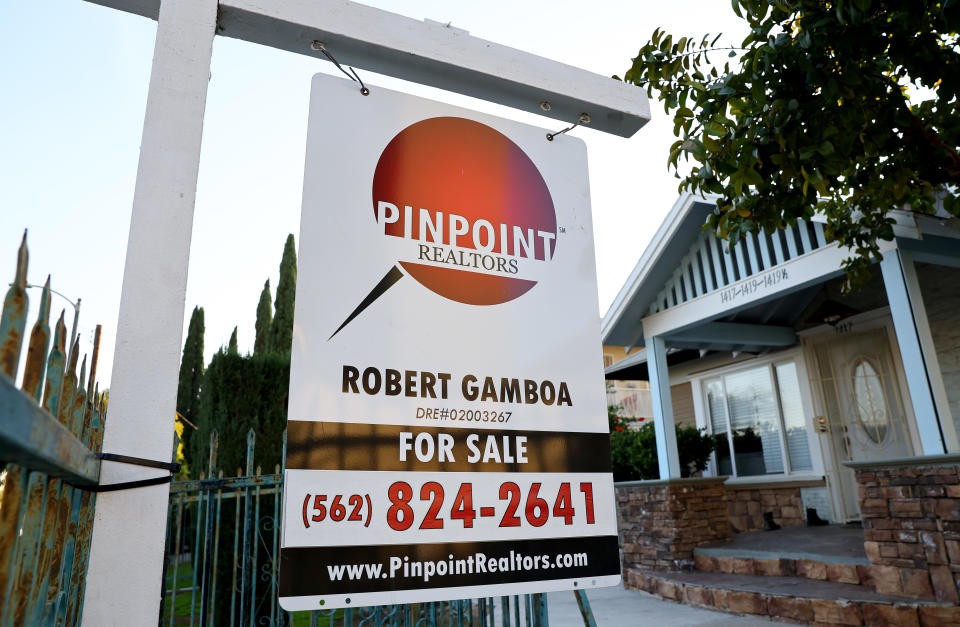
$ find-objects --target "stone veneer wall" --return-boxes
[726,485,806,532]
[616,478,730,571]
[849,458,960,603]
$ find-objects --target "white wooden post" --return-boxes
[81,0,217,624]
[880,249,957,455]
[647,335,682,479]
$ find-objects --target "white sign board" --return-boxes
[279,73,619,610]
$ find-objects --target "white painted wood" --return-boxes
[684,259,696,299]
[691,250,705,296]
[878,250,947,455]
[771,229,786,264]
[898,251,959,452]
[745,232,760,273]
[798,220,813,253]
[709,235,726,287]
[721,240,737,284]
[646,336,682,479]
[671,268,684,304]
[813,222,827,248]
[81,0,218,624]
[87,0,651,137]
[699,237,715,292]
[758,230,772,269]
[733,240,748,280]
[641,239,899,338]
[784,225,799,258]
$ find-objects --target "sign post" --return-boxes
[279,74,620,609]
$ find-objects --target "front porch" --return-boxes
[617,476,960,624]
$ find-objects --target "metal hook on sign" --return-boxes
[311,41,370,95]
[546,113,591,141]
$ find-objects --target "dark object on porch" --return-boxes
[763,512,781,531]
[806,507,829,526]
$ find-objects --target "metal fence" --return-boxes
[162,429,559,627]
[0,232,105,626]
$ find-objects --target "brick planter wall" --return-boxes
[616,478,730,572]
[726,484,805,532]
[847,456,960,603]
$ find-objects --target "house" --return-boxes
[602,193,960,617]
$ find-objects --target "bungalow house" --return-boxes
[602,193,960,621]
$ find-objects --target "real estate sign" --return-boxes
[279,73,619,610]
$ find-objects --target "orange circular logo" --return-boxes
[372,117,556,306]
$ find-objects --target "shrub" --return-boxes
[610,421,718,482]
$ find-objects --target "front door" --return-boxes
[812,327,914,521]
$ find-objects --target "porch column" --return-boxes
[880,249,954,454]
[647,335,681,478]
[82,0,217,624]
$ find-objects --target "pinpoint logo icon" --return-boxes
[330,117,557,339]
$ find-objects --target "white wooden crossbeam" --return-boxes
[85,0,651,137]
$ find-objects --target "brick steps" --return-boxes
[625,567,960,626]
[693,550,874,586]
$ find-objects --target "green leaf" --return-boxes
[743,167,764,187]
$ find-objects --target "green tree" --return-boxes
[622,0,960,287]
[228,326,239,356]
[269,234,297,354]
[176,306,204,470]
[254,279,272,355]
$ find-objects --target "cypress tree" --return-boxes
[176,306,204,470]
[270,234,297,354]
[228,326,239,355]
[254,279,272,355]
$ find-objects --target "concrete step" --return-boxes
[625,567,959,626]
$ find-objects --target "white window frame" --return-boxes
[687,349,824,481]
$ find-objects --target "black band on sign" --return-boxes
[285,421,613,473]
[278,535,621,598]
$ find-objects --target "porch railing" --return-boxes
[0,232,106,625]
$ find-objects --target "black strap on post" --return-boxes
[96,452,181,474]
[70,452,181,492]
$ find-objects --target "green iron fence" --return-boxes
[0,231,106,626]
[162,429,557,626]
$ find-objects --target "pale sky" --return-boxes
[0,0,748,386]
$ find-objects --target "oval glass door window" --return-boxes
[852,358,889,444]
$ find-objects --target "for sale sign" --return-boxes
[279,73,619,610]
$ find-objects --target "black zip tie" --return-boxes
[72,475,172,493]
[97,452,182,474]
[68,452,181,492]
[547,113,591,141]
[311,41,370,96]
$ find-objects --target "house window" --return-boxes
[705,361,813,477]
[603,354,614,368]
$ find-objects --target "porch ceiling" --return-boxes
[604,284,823,380]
